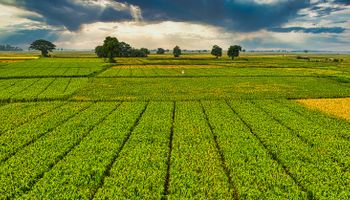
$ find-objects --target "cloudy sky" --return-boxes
[0,0,349,51]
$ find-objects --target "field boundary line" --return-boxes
[200,101,239,200]
[90,101,149,199]
[162,101,176,198]
[21,102,122,197]
[9,78,41,98]
[87,64,114,77]
[1,102,93,163]
[63,78,72,93]
[225,100,315,199]
[36,78,57,97]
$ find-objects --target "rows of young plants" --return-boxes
[0,102,91,162]
[0,58,103,77]
[228,100,350,199]
[0,101,63,135]
[22,102,148,199]
[0,78,88,101]
[252,99,350,169]
[0,99,349,198]
[201,101,307,198]
[280,99,350,140]
[74,76,350,101]
[99,66,340,78]
[169,101,233,198]
[93,102,172,199]
[0,102,117,199]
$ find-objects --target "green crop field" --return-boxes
[1,53,350,199]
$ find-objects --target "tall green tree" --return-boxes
[95,45,106,58]
[173,46,181,58]
[156,48,165,54]
[211,45,222,59]
[29,39,56,57]
[103,37,120,63]
[140,48,150,57]
[118,42,132,57]
[227,45,242,60]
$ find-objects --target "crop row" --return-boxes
[93,102,171,199]
[98,67,340,78]
[1,100,349,198]
[0,102,118,199]
[0,67,98,78]
[21,102,148,199]
[0,78,88,101]
[168,101,233,198]
[201,101,306,198]
[251,99,350,169]
[229,100,350,199]
[0,58,102,78]
[0,102,91,162]
[0,58,102,68]
[74,77,350,101]
[0,101,63,135]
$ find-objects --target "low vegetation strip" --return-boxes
[73,77,350,101]
[296,98,350,121]
[229,100,350,199]
[169,102,233,198]
[252,100,350,169]
[280,99,350,140]
[111,65,225,69]
[102,66,340,78]
[94,102,172,199]
[0,102,116,199]
[0,101,63,135]
[201,101,306,198]
[0,102,91,162]
[22,102,147,199]
[0,78,88,101]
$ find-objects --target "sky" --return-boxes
[0,0,349,51]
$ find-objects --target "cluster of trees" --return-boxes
[0,44,23,51]
[95,37,150,63]
[211,45,243,59]
[27,38,244,62]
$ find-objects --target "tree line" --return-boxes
[0,44,23,51]
[93,37,243,62]
[27,37,243,62]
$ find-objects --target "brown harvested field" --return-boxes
[296,98,350,121]
[112,65,225,69]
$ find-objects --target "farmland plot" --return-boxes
[1,54,350,199]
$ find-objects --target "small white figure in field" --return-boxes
[182,70,185,75]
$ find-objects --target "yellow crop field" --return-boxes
[296,98,350,121]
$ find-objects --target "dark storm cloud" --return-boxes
[123,0,310,32]
[1,0,134,31]
[334,0,350,5]
[1,0,348,34]
[1,0,310,32]
[269,27,346,34]
[0,29,59,46]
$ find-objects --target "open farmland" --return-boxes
[1,53,350,199]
